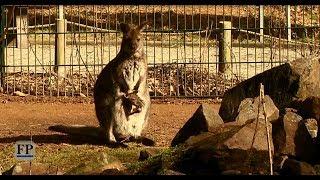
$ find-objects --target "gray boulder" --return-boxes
[219,56,320,122]
[272,109,318,163]
[297,96,320,121]
[304,118,318,139]
[171,104,224,147]
[280,156,317,175]
[235,95,279,125]
[173,120,274,175]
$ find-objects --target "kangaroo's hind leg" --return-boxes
[95,105,116,143]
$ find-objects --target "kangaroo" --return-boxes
[94,22,153,146]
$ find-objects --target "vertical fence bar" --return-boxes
[160,5,164,97]
[302,5,305,57]
[176,5,180,97]
[27,5,30,95]
[191,5,195,96]
[206,5,210,97]
[259,5,264,43]
[183,5,187,96]
[254,6,257,76]
[199,6,202,96]
[152,5,156,97]
[16,6,28,49]
[85,6,88,96]
[218,21,232,78]
[70,5,74,97]
[168,5,172,97]
[238,6,241,80]
[286,5,291,42]
[12,6,16,94]
[262,6,265,73]
[0,6,5,88]
[77,5,81,96]
[246,5,249,78]
[5,6,10,95]
[33,6,36,96]
[41,6,44,96]
[55,5,66,79]
[215,5,218,97]
[48,5,52,96]
[93,5,96,87]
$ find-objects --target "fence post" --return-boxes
[218,21,232,78]
[16,6,28,49]
[55,5,67,77]
[259,5,264,43]
[286,5,291,42]
[0,6,6,88]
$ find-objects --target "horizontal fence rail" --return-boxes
[0,5,319,98]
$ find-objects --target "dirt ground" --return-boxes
[0,94,221,147]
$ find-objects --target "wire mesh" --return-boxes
[0,5,319,98]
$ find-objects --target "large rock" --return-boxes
[304,118,318,139]
[235,95,279,125]
[3,162,62,175]
[219,56,320,122]
[171,104,224,147]
[223,120,274,151]
[298,96,320,121]
[173,120,274,175]
[272,109,318,163]
[65,152,126,175]
[280,156,317,175]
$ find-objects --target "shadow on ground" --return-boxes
[0,125,128,148]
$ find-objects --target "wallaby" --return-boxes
[94,22,154,146]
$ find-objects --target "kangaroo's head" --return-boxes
[119,22,148,56]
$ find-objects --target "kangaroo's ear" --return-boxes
[120,22,130,34]
[137,21,148,32]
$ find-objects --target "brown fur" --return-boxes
[94,22,151,144]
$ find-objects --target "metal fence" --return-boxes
[0,5,319,98]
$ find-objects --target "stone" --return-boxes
[272,111,318,163]
[4,162,62,175]
[219,56,320,122]
[304,118,318,139]
[139,148,162,161]
[223,120,274,152]
[298,96,320,121]
[65,152,126,175]
[171,104,224,147]
[235,98,256,125]
[280,157,317,175]
[174,121,274,175]
[235,95,279,125]
[282,111,303,155]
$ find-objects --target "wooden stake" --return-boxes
[260,83,273,175]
